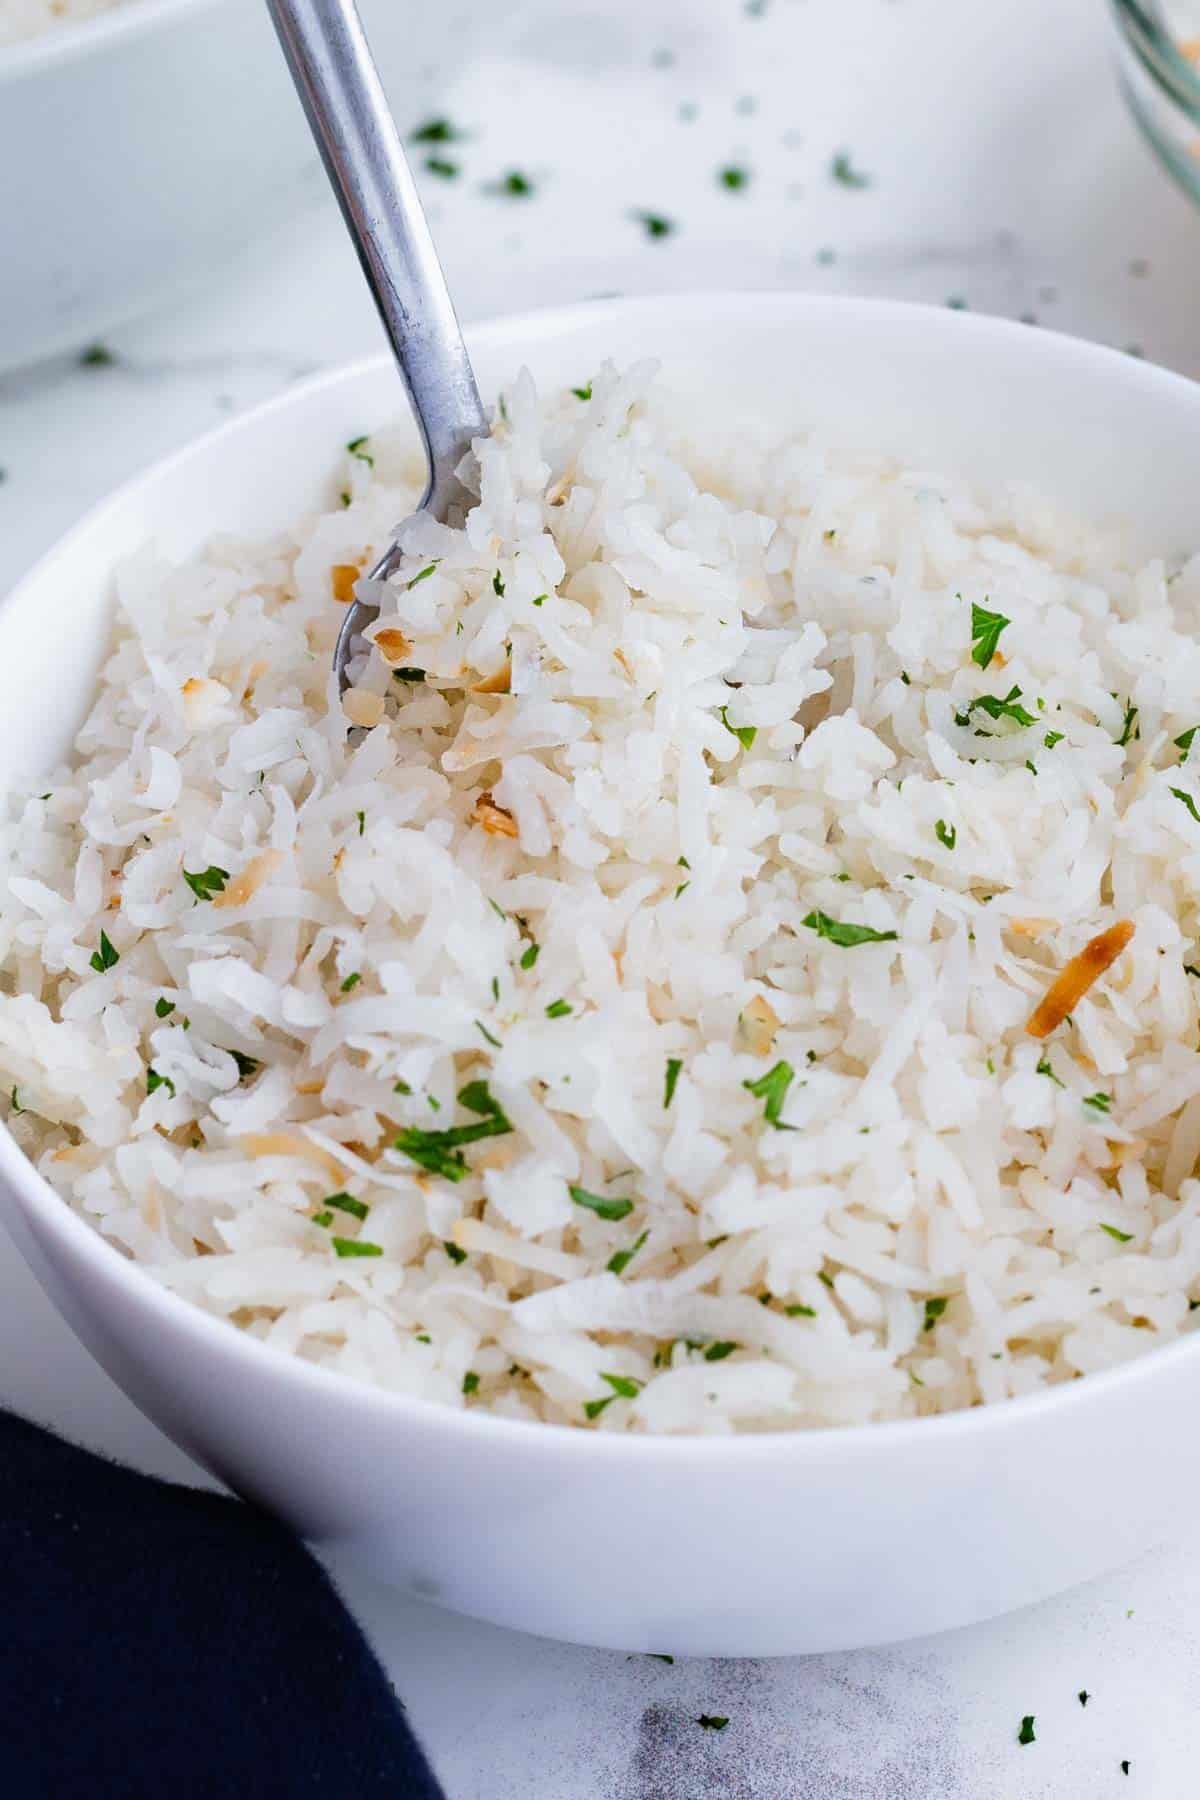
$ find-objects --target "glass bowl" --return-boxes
[1110,1,1200,200]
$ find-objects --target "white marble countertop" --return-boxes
[4,0,1200,1793]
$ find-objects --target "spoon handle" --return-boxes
[266,0,486,523]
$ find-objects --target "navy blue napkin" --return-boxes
[0,1408,445,1799]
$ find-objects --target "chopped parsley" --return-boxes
[718,704,757,750]
[183,865,230,902]
[1116,700,1140,747]
[1175,725,1198,756]
[406,561,439,589]
[703,1340,738,1362]
[831,150,870,187]
[80,343,115,367]
[311,1210,333,1228]
[585,1372,644,1419]
[395,1081,513,1180]
[1017,1715,1036,1746]
[340,972,362,992]
[475,1020,502,1047]
[520,940,540,970]
[146,1068,175,1099]
[462,1371,480,1395]
[324,1192,369,1221]
[969,601,1010,670]
[154,996,176,1019]
[1037,1056,1065,1088]
[356,810,366,837]
[1171,786,1200,824]
[1079,1691,1090,1707]
[785,1303,816,1318]
[487,898,508,921]
[935,819,956,850]
[393,1079,412,1095]
[1044,730,1064,748]
[89,931,119,973]
[491,976,500,1003]
[632,209,675,239]
[532,593,547,607]
[410,116,462,144]
[607,1229,649,1276]
[923,1296,949,1332]
[230,1051,259,1079]
[9,1086,23,1114]
[802,911,898,947]
[697,1715,729,1732]
[719,164,750,189]
[570,1185,634,1222]
[1121,1761,1131,1776]
[393,668,427,683]
[742,1059,794,1128]
[332,1238,383,1258]
[953,686,1035,732]
[443,1241,468,1264]
[571,383,593,401]
[1100,1223,1133,1242]
[664,1057,683,1109]
[346,435,374,467]
[492,570,505,596]
[545,999,572,1019]
[900,670,911,685]
[491,170,534,197]
[424,156,459,178]
[1083,1092,1112,1113]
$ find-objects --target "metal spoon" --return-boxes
[266,0,488,688]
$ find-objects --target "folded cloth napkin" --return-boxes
[0,1408,445,1799]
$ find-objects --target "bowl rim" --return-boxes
[0,0,224,85]
[5,286,1200,1466]
[1110,0,1200,115]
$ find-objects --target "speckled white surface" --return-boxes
[3,0,1200,1792]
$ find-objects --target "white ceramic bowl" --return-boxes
[0,0,470,371]
[3,293,1200,1657]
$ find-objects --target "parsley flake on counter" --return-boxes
[1100,1223,1133,1242]
[1037,1056,1065,1088]
[954,686,1035,732]
[664,1057,683,1109]
[742,1059,794,1127]
[1084,1092,1112,1113]
[545,999,572,1019]
[831,150,870,188]
[332,1238,383,1258]
[802,911,898,947]
[697,1715,729,1731]
[571,382,593,400]
[155,996,176,1019]
[443,1241,468,1264]
[719,164,750,190]
[520,940,540,970]
[324,1192,369,1221]
[1017,1715,1036,1746]
[570,1185,634,1222]
[410,116,462,144]
[146,1068,175,1099]
[183,865,229,902]
[718,704,757,749]
[462,1371,480,1395]
[935,819,956,850]
[1171,786,1200,824]
[969,601,1009,670]
[424,156,459,178]
[631,209,675,239]
[346,435,374,467]
[340,972,361,992]
[607,1229,649,1276]
[923,1297,949,1331]
[89,931,119,973]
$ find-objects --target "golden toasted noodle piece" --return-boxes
[1026,919,1136,1039]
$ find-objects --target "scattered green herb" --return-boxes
[923,1296,949,1332]
[900,670,911,685]
[697,1715,729,1732]
[1100,1223,1133,1242]
[935,819,957,850]
[664,1057,683,1109]
[146,1068,175,1099]
[154,997,176,1019]
[1044,731,1064,748]
[424,156,459,178]
[1117,699,1140,747]
[9,1087,23,1114]
[742,1059,795,1127]
[785,1303,816,1318]
[491,170,534,197]
[571,383,593,401]
[1079,1691,1090,1707]
[1171,786,1200,824]
[719,164,750,190]
[703,1340,738,1362]
[831,150,870,187]
[406,561,439,589]
[492,570,505,596]
[443,1241,468,1264]
[632,209,675,239]
[324,1192,369,1221]
[1121,1762,1130,1776]
[355,810,366,841]
[718,704,757,750]
[410,117,462,144]
[802,911,898,947]
[230,1051,259,1080]
[607,1229,649,1276]
[517,940,540,973]
[80,343,115,367]
[1037,1056,1065,1088]
[953,686,1036,732]
[340,972,362,992]
[969,601,1010,670]
[393,1079,412,1096]
[89,931,119,973]
[346,435,374,467]
[183,865,229,902]
[395,1082,512,1180]
[475,1020,502,1047]
[1018,1715,1036,1746]
[1084,1092,1112,1113]
[1175,725,1198,755]
[311,1211,333,1228]
[545,999,572,1019]
[462,1372,480,1395]
[570,1185,634,1222]
[332,1238,383,1258]
[532,593,547,607]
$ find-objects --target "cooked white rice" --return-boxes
[5,359,1200,1435]
[0,0,125,47]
